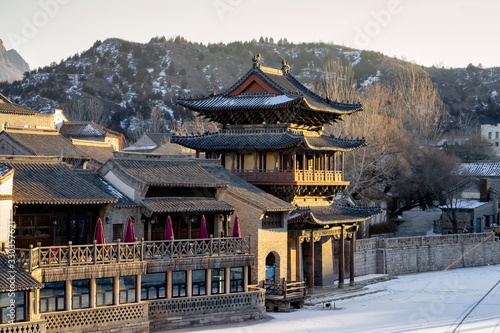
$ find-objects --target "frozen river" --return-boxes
[173,265,500,333]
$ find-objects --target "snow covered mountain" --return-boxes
[0,39,30,83]
[1,37,499,136]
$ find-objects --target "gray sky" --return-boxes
[1,0,499,70]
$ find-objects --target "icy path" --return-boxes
[173,265,500,333]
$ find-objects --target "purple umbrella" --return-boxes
[232,215,241,239]
[95,218,105,245]
[199,215,208,239]
[124,217,135,243]
[165,216,174,241]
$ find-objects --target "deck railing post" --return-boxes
[141,238,144,261]
[117,239,121,263]
[209,235,213,256]
[28,244,33,273]
[93,240,97,264]
[249,235,252,254]
[68,241,73,266]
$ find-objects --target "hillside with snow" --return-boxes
[1,37,499,136]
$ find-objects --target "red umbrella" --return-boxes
[199,215,208,239]
[124,217,135,243]
[232,215,241,239]
[165,216,174,241]
[95,218,105,244]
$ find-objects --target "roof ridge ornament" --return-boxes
[281,59,290,74]
[252,54,262,68]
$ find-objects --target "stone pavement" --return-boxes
[395,207,442,237]
[304,275,392,306]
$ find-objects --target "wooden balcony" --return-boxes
[234,169,347,185]
[13,237,252,272]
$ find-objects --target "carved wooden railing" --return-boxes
[262,279,306,299]
[148,288,265,317]
[14,236,251,271]
[41,302,147,332]
[0,320,45,333]
[235,169,344,183]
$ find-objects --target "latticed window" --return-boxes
[96,278,114,306]
[230,267,244,293]
[72,279,90,309]
[0,292,25,323]
[211,268,225,294]
[119,276,136,304]
[192,270,206,296]
[40,281,65,313]
[141,273,166,300]
[172,271,186,298]
[14,214,51,236]
[262,212,282,229]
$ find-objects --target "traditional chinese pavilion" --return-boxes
[174,55,380,288]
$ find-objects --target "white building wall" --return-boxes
[481,124,500,155]
[0,174,13,247]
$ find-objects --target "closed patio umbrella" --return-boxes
[95,218,105,244]
[199,215,208,239]
[232,215,241,239]
[124,217,135,243]
[165,216,174,241]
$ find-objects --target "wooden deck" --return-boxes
[262,280,307,312]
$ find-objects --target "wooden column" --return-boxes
[341,152,344,181]
[274,151,279,179]
[295,234,302,281]
[231,152,235,172]
[206,269,212,296]
[350,232,356,286]
[308,230,314,288]
[147,219,152,241]
[338,227,345,289]
[113,276,120,305]
[302,153,306,181]
[65,280,72,310]
[243,266,249,292]
[34,289,40,316]
[186,270,192,297]
[188,218,192,239]
[323,154,327,180]
[225,268,231,294]
[312,154,316,181]
[136,274,141,303]
[292,147,297,180]
[253,151,258,176]
[166,271,172,299]
[90,278,96,308]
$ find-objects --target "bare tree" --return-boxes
[62,97,109,125]
[313,60,358,103]
[391,63,447,145]
[392,148,464,232]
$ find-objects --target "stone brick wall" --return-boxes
[222,192,288,285]
[102,206,142,243]
[351,233,500,277]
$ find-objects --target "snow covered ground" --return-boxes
[173,265,500,333]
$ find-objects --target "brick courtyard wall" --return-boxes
[350,233,500,277]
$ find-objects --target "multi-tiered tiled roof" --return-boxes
[177,55,362,127]
[172,129,366,152]
[288,204,382,225]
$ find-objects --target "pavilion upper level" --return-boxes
[177,55,362,130]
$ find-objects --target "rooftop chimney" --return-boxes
[480,179,490,202]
